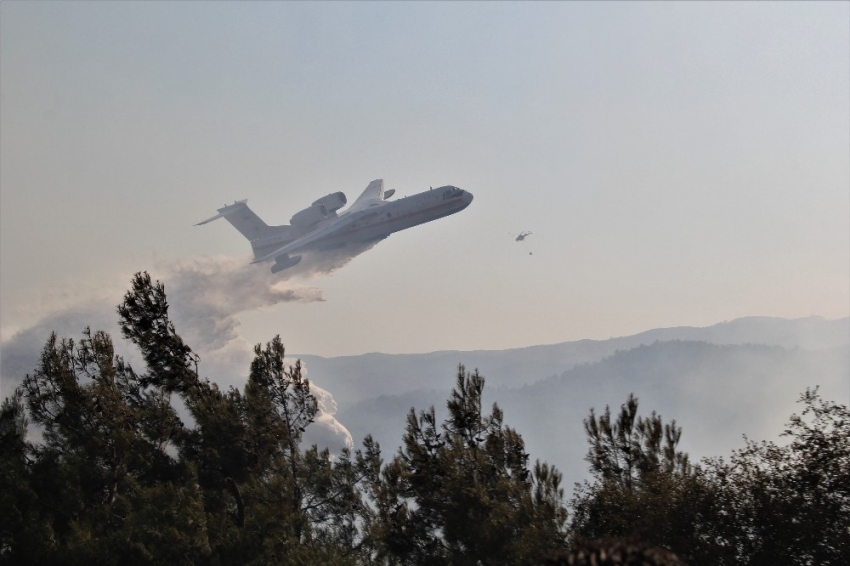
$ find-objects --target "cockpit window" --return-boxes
[441,186,464,200]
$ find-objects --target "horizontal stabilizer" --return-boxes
[194,200,248,226]
[195,212,225,226]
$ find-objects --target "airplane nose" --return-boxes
[463,191,474,205]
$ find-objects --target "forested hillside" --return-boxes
[337,341,848,485]
[297,315,849,401]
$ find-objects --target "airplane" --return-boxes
[196,179,474,273]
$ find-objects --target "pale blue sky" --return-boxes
[1,1,848,357]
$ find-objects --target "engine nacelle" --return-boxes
[311,192,347,213]
[290,203,329,228]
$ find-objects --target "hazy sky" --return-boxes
[2,1,848,359]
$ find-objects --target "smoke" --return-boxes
[0,254,353,454]
[303,381,354,453]
[159,255,324,354]
[0,303,118,394]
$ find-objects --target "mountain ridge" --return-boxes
[335,339,849,486]
[298,316,849,403]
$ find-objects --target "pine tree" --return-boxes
[3,327,208,564]
[116,271,375,564]
[570,394,715,562]
[368,366,568,565]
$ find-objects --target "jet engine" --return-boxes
[311,192,347,213]
[290,204,329,228]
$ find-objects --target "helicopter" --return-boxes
[508,231,534,255]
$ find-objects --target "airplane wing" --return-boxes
[345,179,385,214]
[250,214,357,264]
[252,179,386,265]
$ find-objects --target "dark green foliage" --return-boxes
[366,367,568,565]
[698,389,850,565]
[571,391,850,565]
[1,273,379,565]
[115,273,376,564]
[4,271,848,564]
[542,537,686,565]
[118,272,200,394]
[0,390,43,560]
[582,393,691,489]
[4,327,208,564]
[570,394,711,561]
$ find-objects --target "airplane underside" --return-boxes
[316,242,348,252]
[316,233,389,251]
[270,254,302,274]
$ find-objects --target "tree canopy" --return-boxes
[1,272,570,565]
[570,390,850,565]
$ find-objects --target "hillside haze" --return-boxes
[298,316,848,401]
[298,316,849,485]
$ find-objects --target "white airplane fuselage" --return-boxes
[196,181,473,273]
[311,186,473,251]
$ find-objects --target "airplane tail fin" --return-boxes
[196,200,296,259]
[195,200,271,240]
